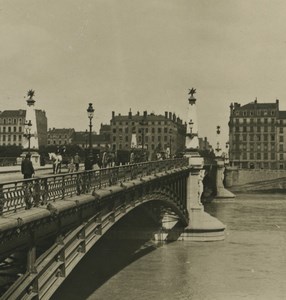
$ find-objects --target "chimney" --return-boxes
[143,111,147,118]
[165,111,168,118]
[128,109,132,119]
[137,111,140,116]
[169,112,172,119]
[172,113,176,122]
[112,111,115,118]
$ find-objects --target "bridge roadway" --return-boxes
[0,163,85,182]
[0,158,192,299]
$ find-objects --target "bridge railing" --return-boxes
[0,158,189,216]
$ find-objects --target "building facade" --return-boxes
[228,99,286,169]
[47,128,75,146]
[0,109,47,147]
[72,131,110,150]
[110,110,186,159]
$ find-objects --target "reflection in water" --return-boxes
[53,194,286,300]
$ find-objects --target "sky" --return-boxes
[1,0,286,147]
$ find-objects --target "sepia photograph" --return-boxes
[0,1,286,299]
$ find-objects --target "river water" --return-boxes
[52,193,286,300]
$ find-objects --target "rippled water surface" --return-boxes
[53,193,286,300]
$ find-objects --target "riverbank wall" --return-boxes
[225,167,286,192]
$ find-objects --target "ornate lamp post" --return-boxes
[24,120,32,154]
[87,103,94,159]
[215,125,221,155]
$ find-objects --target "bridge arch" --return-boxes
[1,167,190,300]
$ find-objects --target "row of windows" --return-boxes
[112,120,171,126]
[232,118,276,124]
[232,126,276,133]
[234,110,276,117]
[231,144,276,151]
[233,134,276,142]
[0,135,22,141]
[0,118,23,125]
[113,135,172,143]
[0,126,22,133]
[112,127,174,134]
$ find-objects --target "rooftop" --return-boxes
[0,110,26,117]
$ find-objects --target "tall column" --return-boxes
[21,90,40,167]
[214,125,235,199]
[180,88,226,241]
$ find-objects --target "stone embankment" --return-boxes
[225,168,286,193]
[229,176,286,193]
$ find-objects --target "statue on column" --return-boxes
[189,88,196,98]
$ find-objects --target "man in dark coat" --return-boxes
[21,154,35,179]
[84,155,93,171]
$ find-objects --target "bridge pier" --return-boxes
[179,152,226,241]
[215,158,235,199]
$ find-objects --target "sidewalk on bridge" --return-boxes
[0,164,53,174]
[0,163,85,174]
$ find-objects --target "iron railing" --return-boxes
[0,158,189,216]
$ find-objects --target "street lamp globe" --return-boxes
[87,103,94,120]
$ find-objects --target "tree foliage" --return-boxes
[0,145,22,157]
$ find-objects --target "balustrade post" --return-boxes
[24,181,33,210]
[42,178,49,205]
[86,172,91,192]
[82,172,88,193]
[33,179,40,207]
[61,175,65,199]
[0,185,4,215]
[99,170,102,189]
[76,173,82,195]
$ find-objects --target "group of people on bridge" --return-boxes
[48,150,116,174]
[20,147,176,179]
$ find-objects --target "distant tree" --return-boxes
[0,145,22,157]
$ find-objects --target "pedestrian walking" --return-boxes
[84,156,93,171]
[74,153,80,171]
[21,154,35,179]
[68,157,75,173]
